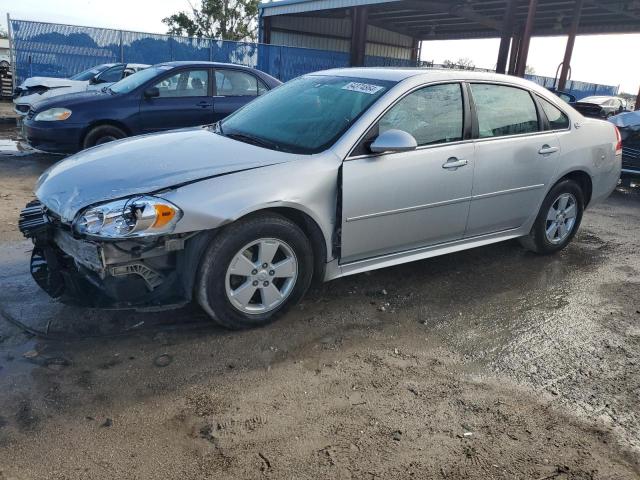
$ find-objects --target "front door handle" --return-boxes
[442,157,468,169]
[538,145,559,155]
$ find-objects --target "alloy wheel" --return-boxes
[545,193,577,244]
[225,238,298,314]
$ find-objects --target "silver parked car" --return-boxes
[20,69,621,329]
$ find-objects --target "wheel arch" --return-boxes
[231,206,328,284]
[556,170,593,207]
[80,120,132,149]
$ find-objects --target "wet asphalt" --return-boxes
[0,121,639,477]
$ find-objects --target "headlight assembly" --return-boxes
[34,108,72,121]
[74,196,182,239]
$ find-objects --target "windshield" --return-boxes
[109,65,172,94]
[220,75,395,154]
[70,64,114,81]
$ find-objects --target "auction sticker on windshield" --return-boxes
[342,82,384,95]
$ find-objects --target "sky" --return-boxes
[1,0,639,94]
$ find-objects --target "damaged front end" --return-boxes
[19,200,211,310]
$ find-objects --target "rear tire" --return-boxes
[519,179,584,254]
[82,125,126,149]
[196,213,314,330]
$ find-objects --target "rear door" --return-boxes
[213,69,269,122]
[139,68,214,132]
[465,83,561,237]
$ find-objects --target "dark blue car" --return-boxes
[23,61,281,153]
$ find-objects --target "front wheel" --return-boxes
[519,179,584,254]
[82,125,126,149]
[196,213,314,329]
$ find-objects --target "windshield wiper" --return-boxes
[224,132,281,151]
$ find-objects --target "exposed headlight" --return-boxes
[34,108,72,121]
[74,196,182,239]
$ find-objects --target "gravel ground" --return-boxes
[0,127,639,479]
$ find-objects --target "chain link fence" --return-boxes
[9,18,618,100]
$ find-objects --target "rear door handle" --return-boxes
[538,145,559,155]
[442,157,468,169]
[197,101,212,108]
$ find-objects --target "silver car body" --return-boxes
[34,68,621,287]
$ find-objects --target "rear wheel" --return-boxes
[83,125,126,149]
[196,214,314,329]
[519,179,584,254]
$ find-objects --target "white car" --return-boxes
[13,63,149,115]
[0,53,9,68]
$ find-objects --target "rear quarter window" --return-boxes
[537,96,570,130]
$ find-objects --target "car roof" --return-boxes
[154,61,256,70]
[311,67,546,89]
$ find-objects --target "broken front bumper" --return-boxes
[18,200,212,310]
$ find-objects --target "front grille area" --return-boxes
[19,200,49,239]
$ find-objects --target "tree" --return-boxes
[455,57,475,70]
[525,65,536,75]
[163,0,260,41]
[0,28,7,39]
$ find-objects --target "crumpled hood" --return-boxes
[36,127,297,222]
[20,77,88,90]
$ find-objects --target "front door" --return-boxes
[213,69,268,122]
[465,83,561,237]
[139,68,213,132]
[341,83,475,263]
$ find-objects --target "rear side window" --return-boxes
[215,70,263,97]
[538,96,570,130]
[471,83,539,138]
[378,83,463,146]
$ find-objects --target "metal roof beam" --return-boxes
[400,0,502,30]
[583,0,640,22]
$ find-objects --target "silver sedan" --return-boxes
[20,68,622,329]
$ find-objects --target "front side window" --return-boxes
[538,96,569,130]
[97,65,125,83]
[154,69,209,98]
[471,83,539,138]
[378,83,463,146]
[70,64,113,81]
[215,70,263,97]
[220,75,395,154]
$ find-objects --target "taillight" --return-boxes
[614,126,622,155]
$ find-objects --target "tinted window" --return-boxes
[110,65,170,94]
[98,65,125,83]
[70,64,113,81]
[471,83,539,138]
[216,70,260,96]
[220,75,394,154]
[154,69,208,98]
[378,83,463,146]
[538,97,569,130]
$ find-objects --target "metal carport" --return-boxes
[259,0,640,92]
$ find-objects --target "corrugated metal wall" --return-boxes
[269,14,414,60]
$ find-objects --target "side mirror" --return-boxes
[144,86,160,99]
[89,75,99,85]
[370,129,418,154]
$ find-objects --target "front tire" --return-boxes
[82,125,126,149]
[196,213,314,330]
[519,179,584,254]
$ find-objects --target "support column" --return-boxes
[558,0,583,91]
[515,0,538,77]
[635,85,640,111]
[350,6,369,67]
[496,0,517,74]
[262,16,272,44]
[508,33,521,75]
[410,38,420,64]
